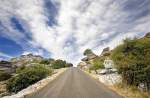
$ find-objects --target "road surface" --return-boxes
[28,67,123,98]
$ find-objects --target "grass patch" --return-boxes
[110,83,150,98]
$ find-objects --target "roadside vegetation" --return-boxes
[110,36,150,97]
[0,55,73,97]
[111,83,150,98]
[82,49,105,73]
[0,71,12,82]
[7,65,52,93]
[111,37,150,90]
[89,58,104,74]
[79,33,150,98]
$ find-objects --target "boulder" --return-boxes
[101,47,111,56]
[144,32,150,38]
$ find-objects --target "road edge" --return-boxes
[81,69,124,98]
[24,68,68,98]
[3,68,68,98]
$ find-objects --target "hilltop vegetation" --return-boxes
[111,36,150,90]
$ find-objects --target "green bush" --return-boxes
[7,65,52,93]
[40,59,54,65]
[15,65,26,74]
[40,59,50,65]
[83,49,94,56]
[65,63,73,67]
[0,71,12,81]
[111,37,150,89]
[89,58,104,73]
[51,59,66,69]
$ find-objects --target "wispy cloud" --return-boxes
[0,52,12,58]
[0,0,149,64]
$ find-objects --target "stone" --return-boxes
[144,32,150,38]
[101,47,110,56]
[103,59,114,69]
[138,83,148,92]
[99,73,122,85]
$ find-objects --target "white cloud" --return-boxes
[0,0,149,65]
[22,49,44,56]
[0,52,12,58]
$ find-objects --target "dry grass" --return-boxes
[81,69,150,98]
[110,83,150,98]
[0,81,7,93]
[0,81,11,97]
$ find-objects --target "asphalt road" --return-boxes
[28,67,123,98]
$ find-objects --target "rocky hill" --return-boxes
[10,53,43,67]
[0,61,15,73]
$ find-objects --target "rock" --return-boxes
[138,83,148,92]
[144,32,150,38]
[97,69,108,75]
[99,73,122,85]
[10,54,43,67]
[101,47,111,56]
[81,57,88,61]
[103,59,114,69]
[97,68,118,75]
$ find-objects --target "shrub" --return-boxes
[7,65,52,93]
[65,63,73,67]
[15,65,26,74]
[0,71,12,81]
[89,58,104,73]
[40,59,54,65]
[40,59,50,65]
[51,59,66,69]
[83,49,94,56]
[111,37,150,89]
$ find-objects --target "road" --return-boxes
[28,67,123,98]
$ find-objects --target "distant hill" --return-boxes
[10,53,43,67]
[0,61,15,73]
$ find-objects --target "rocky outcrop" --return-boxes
[99,73,122,85]
[82,54,97,62]
[100,47,111,56]
[11,54,43,67]
[144,32,150,38]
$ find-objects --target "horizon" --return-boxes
[0,0,150,65]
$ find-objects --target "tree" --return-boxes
[83,49,94,56]
[40,59,54,65]
[111,37,150,89]
[40,59,50,65]
[51,59,66,69]
[65,63,73,67]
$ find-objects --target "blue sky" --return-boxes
[0,0,150,64]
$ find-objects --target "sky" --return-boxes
[0,0,150,64]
